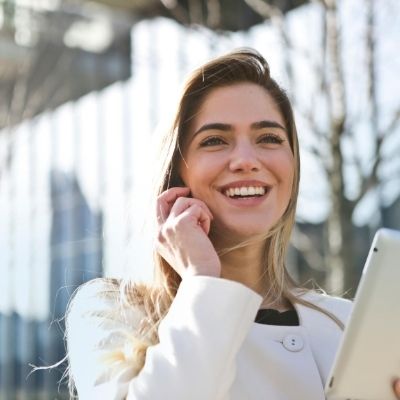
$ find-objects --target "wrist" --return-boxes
[184,263,221,278]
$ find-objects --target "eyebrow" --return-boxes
[193,120,286,137]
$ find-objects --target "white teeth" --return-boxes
[256,187,265,195]
[224,186,266,198]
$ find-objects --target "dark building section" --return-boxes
[0,170,103,398]
[0,0,309,131]
[0,314,43,400]
[95,0,308,31]
[0,2,132,130]
[44,170,103,395]
[0,312,18,400]
[49,170,103,321]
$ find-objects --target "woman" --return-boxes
[67,49,400,399]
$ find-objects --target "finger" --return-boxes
[157,187,191,223]
[197,211,211,235]
[177,203,212,235]
[169,197,213,221]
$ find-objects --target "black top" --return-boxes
[255,308,299,326]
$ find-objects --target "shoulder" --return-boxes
[296,288,353,325]
[67,278,147,336]
[302,289,353,308]
[66,278,153,390]
[70,277,120,306]
[68,278,119,318]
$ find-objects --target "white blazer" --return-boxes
[67,276,352,400]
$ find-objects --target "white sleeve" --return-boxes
[67,276,262,400]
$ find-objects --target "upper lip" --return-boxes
[218,180,271,192]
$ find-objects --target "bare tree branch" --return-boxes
[380,108,400,138]
[346,130,366,200]
[295,105,333,174]
[244,0,398,295]
[354,142,383,204]
[366,0,377,126]
[385,140,400,163]
[325,0,346,126]
[243,0,299,57]
[354,0,383,205]
[245,0,330,98]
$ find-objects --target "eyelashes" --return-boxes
[199,136,226,147]
[257,133,285,145]
[199,133,285,147]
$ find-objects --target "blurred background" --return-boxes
[0,0,399,398]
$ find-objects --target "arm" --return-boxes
[68,187,260,399]
[67,276,262,400]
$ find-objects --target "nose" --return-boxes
[229,140,261,173]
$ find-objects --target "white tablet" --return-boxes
[325,228,400,400]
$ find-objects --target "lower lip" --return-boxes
[219,191,269,207]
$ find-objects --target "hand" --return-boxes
[394,378,400,399]
[156,187,221,278]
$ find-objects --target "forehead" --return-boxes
[191,82,286,131]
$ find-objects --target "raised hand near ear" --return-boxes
[156,187,221,279]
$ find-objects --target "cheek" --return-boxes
[179,164,206,198]
[181,156,220,186]
[181,169,219,207]
[271,151,294,178]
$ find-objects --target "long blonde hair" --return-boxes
[122,47,343,362]
[67,48,344,394]
[152,47,301,293]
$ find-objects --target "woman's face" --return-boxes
[179,82,295,241]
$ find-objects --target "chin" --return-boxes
[210,220,273,246]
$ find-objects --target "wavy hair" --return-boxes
[120,47,343,369]
[66,48,344,395]
[154,48,299,291]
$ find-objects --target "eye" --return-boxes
[199,136,227,147]
[257,133,285,145]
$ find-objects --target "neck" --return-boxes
[217,239,267,296]
[215,238,291,311]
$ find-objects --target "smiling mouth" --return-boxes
[222,186,270,199]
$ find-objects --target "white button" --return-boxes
[282,334,304,352]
